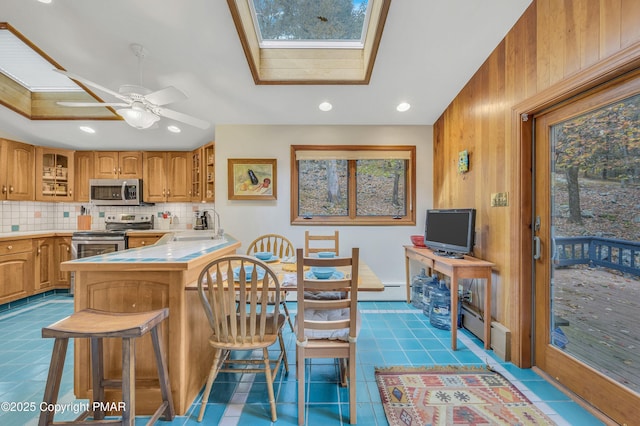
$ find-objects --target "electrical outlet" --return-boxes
[491,192,509,207]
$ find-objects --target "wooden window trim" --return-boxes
[290,144,416,226]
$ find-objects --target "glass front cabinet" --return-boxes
[36,148,75,201]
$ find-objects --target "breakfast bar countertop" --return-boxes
[60,233,240,271]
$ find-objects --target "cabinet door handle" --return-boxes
[37,247,41,255]
[118,167,122,174]
[141,241,146,246]
[113,168,117,175]
[9,186,14,193]
[162,189,166,196]
[7,245,12,250]
[167,189,171,196]
[69,189,73,196]
[1,185,6,194]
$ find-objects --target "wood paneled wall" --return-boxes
[433,0,640,366]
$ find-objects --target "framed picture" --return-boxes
[228,158,277,200]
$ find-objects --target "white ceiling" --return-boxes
[0,0,532,151]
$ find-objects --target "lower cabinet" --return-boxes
[55,237,72,287]
[0,239,34,304]
[34,238,55,292]
[127,234,163,248]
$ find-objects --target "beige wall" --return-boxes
[433,0,640,366]
[215,124,432,298]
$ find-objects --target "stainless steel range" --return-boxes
[70,213,154,294]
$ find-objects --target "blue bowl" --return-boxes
[233,265,266,281]
[311,267,335,279]
[317,251,335,258]
[254,251,272,261]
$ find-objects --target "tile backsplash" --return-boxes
[0,201,216,233]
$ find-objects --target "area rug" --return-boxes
[375,366,554,426]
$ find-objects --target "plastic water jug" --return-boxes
[411,268,428,309]
[422,274,439,317]
[429,280,452,330]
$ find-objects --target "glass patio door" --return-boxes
[533,74,640,424]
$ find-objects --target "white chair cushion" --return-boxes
[295,308,361,341]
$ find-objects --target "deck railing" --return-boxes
[554,236,640,276]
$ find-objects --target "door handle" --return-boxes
[533,236,541,260]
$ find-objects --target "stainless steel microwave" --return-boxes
[89,178,143,206]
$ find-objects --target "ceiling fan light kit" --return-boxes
[53,43,210,130]
[117,103,160,129]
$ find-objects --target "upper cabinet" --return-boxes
[0,139,35,201]
[35,147,75,201]
[190,142,215,203]
[190,148,202,202]
[203,142,215,202]
[143,152,191,202]
[74,151,94,202]
[94,151,142,179]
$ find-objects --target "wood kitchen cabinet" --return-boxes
[143,151,191,202]
[190,142,215,202]
[54,236,72,287]
[203,142,215,202]
[34,238,55,292]
[35,147,75,201]
[0,138,35,201]
[190,147,202,202]
[74,151,94,202]
[94,151,143,179]
[0,239,33,304]
[127,233,164,248]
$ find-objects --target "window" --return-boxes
[291,145,416,225]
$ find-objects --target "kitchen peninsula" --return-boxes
[59,232,241,415]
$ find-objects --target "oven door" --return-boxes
[70,236,126,295]
[72,238,126,259]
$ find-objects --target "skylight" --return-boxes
[228,0,390,84]
[250,0,370,48]
[0,28,82,92]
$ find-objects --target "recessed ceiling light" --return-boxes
[38,0,52,4]
[396,102,411,112]
[318,101,333,112]
[79,126,95,134]
[167,125,181,133]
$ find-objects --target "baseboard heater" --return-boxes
[462,305,511,362]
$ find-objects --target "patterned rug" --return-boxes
[375,366,555,425]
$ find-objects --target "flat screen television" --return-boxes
[424,208,476,258]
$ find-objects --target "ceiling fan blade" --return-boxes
[144,86,188,106]
[57,101,130,107]
[156,107,210,130]
[53,69,129,101]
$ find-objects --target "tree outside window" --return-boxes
[290,145,416,225]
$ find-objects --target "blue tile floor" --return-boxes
[0,294,605,425]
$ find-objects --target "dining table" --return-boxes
[185,256,385,292]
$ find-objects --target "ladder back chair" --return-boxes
[196,255,288,422]
[304,230,339,256]
[246,233,296,331]
[295,247,359,425]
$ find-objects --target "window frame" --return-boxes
[290,144,416,226]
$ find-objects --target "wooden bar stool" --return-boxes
[39,308,175,426]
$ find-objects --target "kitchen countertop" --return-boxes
[60,232,240,271]
[0,228,175,241]
[0,230,74,240]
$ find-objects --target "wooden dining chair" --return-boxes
[304,230,339,256]
[196,255,288,422]
[246,234,296,331]
[295,247,359,425]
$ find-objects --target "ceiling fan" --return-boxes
[55,44,210,130]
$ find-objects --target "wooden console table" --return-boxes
[404,245,495,350]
